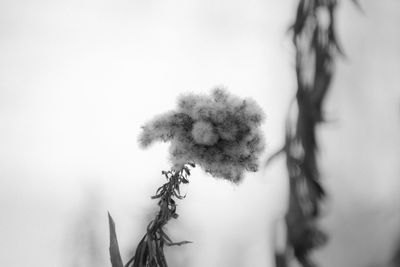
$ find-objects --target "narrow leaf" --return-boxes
[108,212,124,267]
[166,240,192,246]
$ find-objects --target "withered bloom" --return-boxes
[139,88,265,183]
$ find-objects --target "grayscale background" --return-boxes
[0,0,399,266]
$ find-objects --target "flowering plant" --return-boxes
[109,88,265,267]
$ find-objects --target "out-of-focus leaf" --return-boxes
[108,213,124,267]
[275,253,288,267]
[166,240,192,246]
[351,0,363,12]
[271,0,351,266]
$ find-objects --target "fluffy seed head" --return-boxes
[138,88,266,183]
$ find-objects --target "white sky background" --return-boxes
[319,1,400,266]
[0,1,399,267]
[0,1,294,266]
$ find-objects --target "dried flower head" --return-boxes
[139,88,265,183]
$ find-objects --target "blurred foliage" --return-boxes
[390,238,400,267]
[270,0,348,266]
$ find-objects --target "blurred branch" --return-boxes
[271,0,350,266]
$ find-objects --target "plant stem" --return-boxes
[124,163,194,267]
